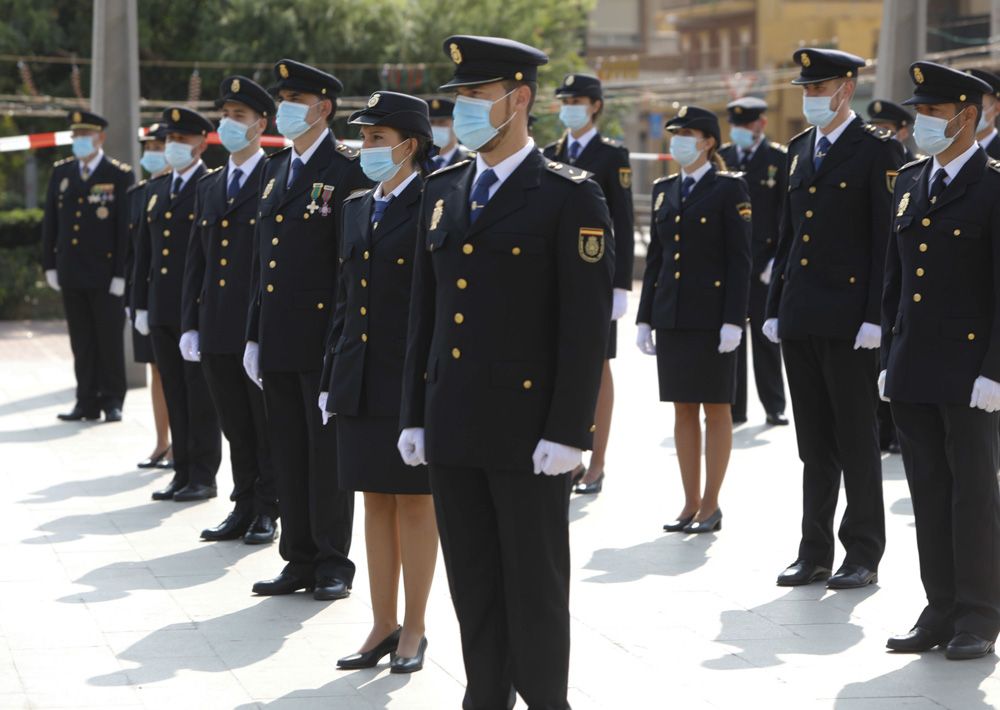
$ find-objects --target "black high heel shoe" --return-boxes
[138,446,171,469]
[337,627,401,670]
[573,472,604,495]
[684,509,722,533]
[663,515,695,532]
[570,466,586,486]
[390,637,428,674]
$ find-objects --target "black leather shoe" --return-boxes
[766,412,789,426]
[243,515,278,545]
[173,484,217,502]
[314,578,351,601]
[946,633,995,660]
[663,515,694,532]
[152,475,184,501]
[887,440,902,455]
[201,510,253,541]
[57,406,100,422]
[156,455,174,470]
[777,560,832,586]
[390,636,428,674]
[887,626,947,653]
[138,447,171,469]
[103,407,123,423]
[337,627,401,669]
[573,472,604,495]
[732,415,748,426]
[826,564,878,589]
[252,571,314,596]
[684,508,722,533]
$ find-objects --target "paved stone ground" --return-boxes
[1,311,999,709]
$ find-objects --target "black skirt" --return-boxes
[337,414,431,494]
[655,328,736,404]
[606,320,618,360]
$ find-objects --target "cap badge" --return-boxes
[566,75,575,86]
[801,53,811,68]
[231,78,240,93]
[72,111,82,124]
[431,99,440,109]
[734,106,743,115]
[449,43,463,65]
[678,106,688,118]
[279,63,289,79]
[514,71,523,81]
[874,101,882,113]
[171,108,180,122]
[368,93,380,108]
[913,66,924,84]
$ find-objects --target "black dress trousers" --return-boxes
[429,464,572,710]
[200,352,278,518]
[149,324,221,488]
[781,336,885,571]
[261,369,354,584]
[891,402,1000,641]
[61,287,126,410]
[734,277,785,419]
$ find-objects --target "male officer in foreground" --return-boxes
[398,35,613,709]
[882,62,1000,661]
[181,76,279,544]
[243,59,370,600]
[719,97,788,427]
[764,48,904,590]
[43,110,133,422]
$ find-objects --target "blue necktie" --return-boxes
[172,176,183,198]
[928,168,947,203]
[680,176,696,200]
[434,156,445,170]
[371,197,392,226]
[469,168,498,224]
[568,141,581,162]
[227,168,242,201]
[813,136,831,171]
[288,157,303,188]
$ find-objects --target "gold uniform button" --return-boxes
[221,239,229,247]
[849,276,856,284]
[162,248,170,256]
[674,253,680,261]
[249,218,255,225]
[71,238,79,245]
[805,210,814,218]
[454,313,464,324]
[700,217,707,224]
[269,260,276,269]
[218,279,226,287]
[802,234,810,242]
[916,267,925,277]
[397,258,406,265]
[839,182,847,188]
[512,247,521,256]
[674,235,680,242]
[201,219,208,226]
[462,244,474,255]
[808,186,817,194]
[73,224,80,232]
[913,293,922,302]
[220,258,228,266]
[452,348,461,359]
[266,284,274,293]
[360,306,367,316]
[919,243,928,253]
[361,279,368,288]
[272,237,279,246]
[275,214,284,223]
[363,250,370,260]
[160,267,168,274]
[189,214,194,221]
[921,218,931,227]
[303,212,310,220]
[317,302,324,310]
[221,219,229,228]
[968,332,976,341]
[674,215,681,223]
[714,280,721,287]
[361,333,368,342]
[674,271,681,279]
[954,229,962,237]
[800,258,809,266]
[589,424,597,433]
[75,211,81,217]
[165,211,172,219]
[457,278,468,289]
[78,197,84,204]
[163,229,171,237]
[522,380,533,390]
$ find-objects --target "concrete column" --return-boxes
[993,0,1000,63]
[874,0,927,103]
[91,0,146,389]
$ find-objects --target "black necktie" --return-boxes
[227,168,242,201]
[288,157,303,188]
[929,168,947,203]
[469,168,498,224]
[739,150,750,171]
[681,176,696,200]
[172,176,183,197]
[371,196,392,226]
[813,136,831,171]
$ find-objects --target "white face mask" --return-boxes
[913,112,962,156]
[802,83,846,129]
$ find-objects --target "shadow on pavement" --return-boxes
[0,421,95,444]
[20,467,167,504]
[581,532,714,583]
[834,653,998,709]
[23,499,187,545]
[0,387,75,417]
[235,669,412,708]
[732,423,775,450]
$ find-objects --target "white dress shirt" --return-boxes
[473,138,537,200]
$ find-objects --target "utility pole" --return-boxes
[91,0,145,389]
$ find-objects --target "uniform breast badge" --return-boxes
[430,199,444,231]
[790,154,799,177]
[262,178,275,200]
[897,192,910,217]
[59,177,69,193]
[654,191,664,211]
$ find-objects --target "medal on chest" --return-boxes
[306,182,323,215]
[764,164,777,188]
[319,185,335,216]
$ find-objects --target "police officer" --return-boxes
[543,73,634,495]
[243,59,370,599]
[181,77,279,544]
[867,99,916,162]
[719,97,788,427]
[968,69,1000,158]
[764,48,904,589]
[397,35,613,709]
[882,62,1000,661]
[127,123,173,469]
[427,97,472,169]
[133,107,222,502]
[43,110,133,422]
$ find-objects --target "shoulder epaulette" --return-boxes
[343,187,372,202]
[719,142,734,151]
[653,174,679,185]
[126,180,146,194]
[601,135,623,148]
[110,158,133,172]
[717,170,744,179]
[335,143,360,160]
[427,159,472,178]
[788,127,813,145]
[769,141,788,153]
[544,159,592,183]
[54,156,74,167]
[198,165,224,181]
[988,159,1000,174]
[899,156,931,172]
[266,146,292,160]
[864,124,893,141]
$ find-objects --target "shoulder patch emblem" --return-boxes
[886,170,898,194]
[619,167,632,189]
[578,228,605,263]
[736,202,752,222]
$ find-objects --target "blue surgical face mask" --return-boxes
[140,150,166,174]
[431,125,453,149]
[360,140,410,183]
[977,109,993,134]
[802,84,845,129]
[559,104,590,131]
[670,135,703,168]
[72,135,95,159]
[276,100,322,140]
[730,126,756,150]
[453,90,517,151]
[913,112,961,156]
[218,117,258,153]
[164,140,195,171]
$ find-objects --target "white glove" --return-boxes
[532,439,584,476]
[970,376,1000,413]
[718,323,743,354]
[179,330,201,362]
[878,369,889,402]
[760,258,774,285]
[109,276,126,297]
[611,288,628,321]
[243,341,263,390]
[397,427,427,466]
[853,322,881,350]
[45,269,60,292]
[318,391,330,426]
[762,318,780,344]
[134,309,150,336]
[636,323,656,355]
